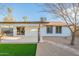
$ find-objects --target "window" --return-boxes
[1,28,13,36]
[46,26,53,33]
[56,26,62,33]
[17,27,25,35]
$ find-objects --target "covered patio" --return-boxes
[0,21,49,43]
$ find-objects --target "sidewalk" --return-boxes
[36,37,79,56]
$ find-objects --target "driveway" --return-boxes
[36,37,79,56]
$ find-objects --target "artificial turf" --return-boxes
[0,44,37,56]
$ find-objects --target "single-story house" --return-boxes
[0,8,72,43]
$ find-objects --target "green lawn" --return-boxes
[0,44,37,56]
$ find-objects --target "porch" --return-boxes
[0,21,48,43]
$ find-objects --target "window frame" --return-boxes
[56,26,62,34]
[46,25,53,34]
[16,26,25,35]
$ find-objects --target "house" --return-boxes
[0,8,71,43]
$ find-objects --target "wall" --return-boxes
[40,26,71,37]
[0,23,72,43]
[0,24,71,37]
[0,24,39,43]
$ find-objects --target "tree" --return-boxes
[41,3,79,45]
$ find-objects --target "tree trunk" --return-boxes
[70,32,75,45]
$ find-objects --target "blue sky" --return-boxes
[0,3,61,21]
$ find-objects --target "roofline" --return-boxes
[44,25,73,27]
[0,21,73,26]
[0,21,49,24]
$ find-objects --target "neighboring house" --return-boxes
[0,8,72,43]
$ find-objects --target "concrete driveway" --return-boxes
[36,37,79,56]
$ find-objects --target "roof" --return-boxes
[44,22,67,26]
[0,21,49,24]
[0,21,72,26]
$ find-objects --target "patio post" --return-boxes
[38,24,40,43]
